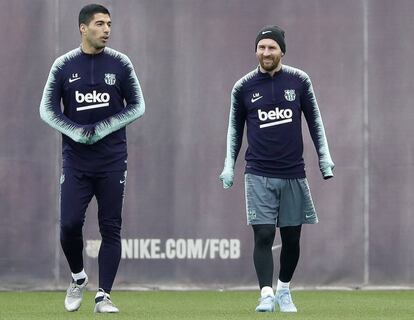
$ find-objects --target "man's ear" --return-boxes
[80,24,87,35]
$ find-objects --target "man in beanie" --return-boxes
[220,25,334,312]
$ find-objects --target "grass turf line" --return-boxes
[0,290,413,320]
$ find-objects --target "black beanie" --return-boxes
[255,25,286,54]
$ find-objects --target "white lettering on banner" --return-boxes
[86,238,241,260]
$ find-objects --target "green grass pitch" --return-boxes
[0,290,413,319]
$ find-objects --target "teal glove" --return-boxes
[219,167,234,189]
[320,160,335,180]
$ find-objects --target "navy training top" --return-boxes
[40,47,145,172]
[223,65,333,179]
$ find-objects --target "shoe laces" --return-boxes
[99,296,117,309]
[279,291,292,305]
[67,283,82,297]
[258,295,274,304]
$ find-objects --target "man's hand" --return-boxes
[88,130,103,145]
[72,125,95,144]
[219,167,234,189]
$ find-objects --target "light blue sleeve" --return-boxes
[89,56,145,144]
[220,80,246,188]
[301,74,335,179]
[39,57,94,144]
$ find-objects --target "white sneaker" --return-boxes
[94,289,119,313]
[64,276,88,312]
[276,289,297,312]
[255,294,275,312]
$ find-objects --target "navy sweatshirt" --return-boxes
[223,65,333,179]
[40,47,145,172]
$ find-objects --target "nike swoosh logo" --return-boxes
[251,96,263,103]
[305,213,314,219]
[120,180,126,184]
[272,244,282,251]
[69,77,81,83]
[262,31,272,34]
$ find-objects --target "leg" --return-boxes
[60,168,93,312]
[245,174,279,312]
[94,170,126,294]
[252,224,276,288]
[60,168,93,273]
[279,225,302,282]
[275,224,302,312]
[252,224,276,312]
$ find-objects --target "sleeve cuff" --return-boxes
[321,166,334,179]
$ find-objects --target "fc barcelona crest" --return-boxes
[104,73,116,85]
[284,89,296,101]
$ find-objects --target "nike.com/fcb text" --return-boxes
[86,238,241,260]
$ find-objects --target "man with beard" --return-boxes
[40,3,145,313]
[220,25,334,313]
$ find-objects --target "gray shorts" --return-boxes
[244,173,318,227]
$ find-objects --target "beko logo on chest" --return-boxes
[75,90,110,111]
[258,107,293,128]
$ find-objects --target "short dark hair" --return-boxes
[78,4,110,27]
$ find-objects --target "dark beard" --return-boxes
[93,43,106,51]
[259,56,281,72]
